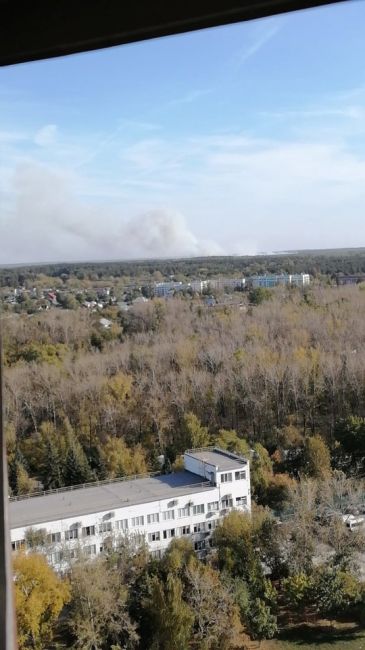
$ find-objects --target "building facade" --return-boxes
[249,273,310,288]
[9,448,250,570]
[153,282,184,297]
[207,278,245,291]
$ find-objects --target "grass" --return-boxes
[260,621,365,649]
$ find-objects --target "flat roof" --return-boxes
[9,471,214,529]
[186,448,247,472]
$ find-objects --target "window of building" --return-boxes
[47,532,61,543]
[49,550,64,564]
[221,473,232,483]
[178,525,190,536]
[82,525,96,537]
[148,531,161,542]
[147,513,159,524]
[193,522,205,533]
[132,533,145,545]
[65,529,78,540]
[207,501,219,512]
[11,539,25,551]
[131,516,144,527]
[115,519,128,530]
[221,497,233,509]
[194,540,206,551]
[235,471,246,480]
[163,528,175,539]
[236,496,247,506]
[85,544,97,556]
[206,520,218,531]
[178,506,190,518]
[99,522,112,533]
[192,504,205,515]
[151,549,162,560]
[162,510,175,521]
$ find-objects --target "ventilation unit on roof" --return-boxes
[103,511,115,520]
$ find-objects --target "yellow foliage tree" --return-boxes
[181,412,210,448]
[303,435,331,480]
[14,552,70,649]
[101,436,148,477]
[214,428,250,456]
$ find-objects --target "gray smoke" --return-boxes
[1,162,223,263]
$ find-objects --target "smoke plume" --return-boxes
[1,162,223,264]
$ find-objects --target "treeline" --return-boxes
[4,285,365,494]
[2,248,365,287]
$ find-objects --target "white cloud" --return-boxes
[234,19,281,69]
[166,89,213,108]
[34,124,58,147]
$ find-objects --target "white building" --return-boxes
[290,273,310,287]
[9,448,250,570]
[153,282,184,297]
[189,280,209,293]
[249,273,310,288]
[208,278,245,291]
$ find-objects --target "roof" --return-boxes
[185,448,247,471]
[9,471,214,529]
[1,1,341,67]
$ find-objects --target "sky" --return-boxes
[1,0,365,263]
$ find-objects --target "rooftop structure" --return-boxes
[185,447,248,472]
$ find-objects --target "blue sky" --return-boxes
[1,1,365,263]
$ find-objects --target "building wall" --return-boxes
[250,274,310,288]
[11,480,250,569]
[208,278,245,291]
[10,453,251,570]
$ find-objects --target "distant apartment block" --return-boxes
[207,278,245,291]
[336,274,365,285]
[153,278,245,296]
[249,273,310,288]
[10,448,251,570]
[189,280,209,293]
[153,281,184,297]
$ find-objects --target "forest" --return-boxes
[4,282,365,490]
[5,280,365,648]
[2,247,365,288]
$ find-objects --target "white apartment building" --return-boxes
[250,273,310,288]
[290,273,310,287]
[153,282,184,297]
[189,280,209,293]
[9,448,250,570]
[207,278,245,291]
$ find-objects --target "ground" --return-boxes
[259,621,365,649]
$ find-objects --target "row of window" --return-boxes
[48,544,97,564]
[221,470,246,483]
[147,520,219,543]
[12,496,248,551]
[151,539,212,558]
